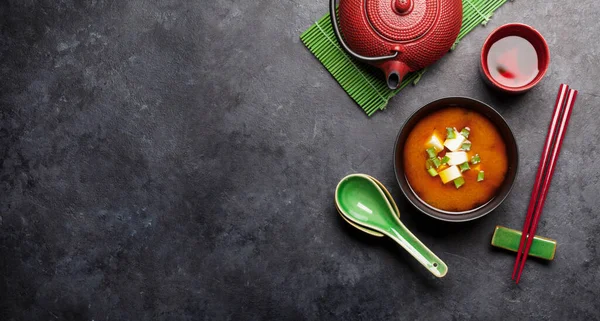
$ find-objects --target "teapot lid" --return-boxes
[366,0,440,43]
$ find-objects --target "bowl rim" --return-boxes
[480,23,550,93]
[393,96,519,222]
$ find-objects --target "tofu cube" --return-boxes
[443,129,466,151]
[439,166,462,184]
[445,151,469,166]
[425,133,444,152]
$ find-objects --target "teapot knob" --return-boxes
[393,0,413,14]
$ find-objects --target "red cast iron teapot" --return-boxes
[330,0,463,89]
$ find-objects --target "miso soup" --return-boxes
[403,107,508,212]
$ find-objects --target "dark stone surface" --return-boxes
[1,0,599,320]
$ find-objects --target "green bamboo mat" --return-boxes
[301,0,509,116]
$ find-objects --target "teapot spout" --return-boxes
[381,61,411,90]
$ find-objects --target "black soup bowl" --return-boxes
[393,97,518,222]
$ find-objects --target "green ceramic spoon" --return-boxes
[335,174,448,277]
[335,175,399,237]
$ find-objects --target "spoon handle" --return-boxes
[385,222,448,278]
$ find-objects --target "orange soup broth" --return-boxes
[404,107,508,212]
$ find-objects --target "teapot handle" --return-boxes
[329,0,398,62]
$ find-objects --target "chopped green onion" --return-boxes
[425,159,433,169]
[427,168,438,177]
[446,127,456,139]
[460,127,470,138]
[441,155,450,164]
[471,154,481,164]
[461,141,471,151]
[477,171,485,182]
[459,162,470,172]
[454,177,465,189]
[426,147,437,158]
[426,158,442,169]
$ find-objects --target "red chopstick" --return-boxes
[514,88,578,283]
[512,84,570,281]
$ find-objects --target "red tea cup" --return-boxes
[480,23,550,94]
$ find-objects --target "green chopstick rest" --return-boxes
[491,226,557,261]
